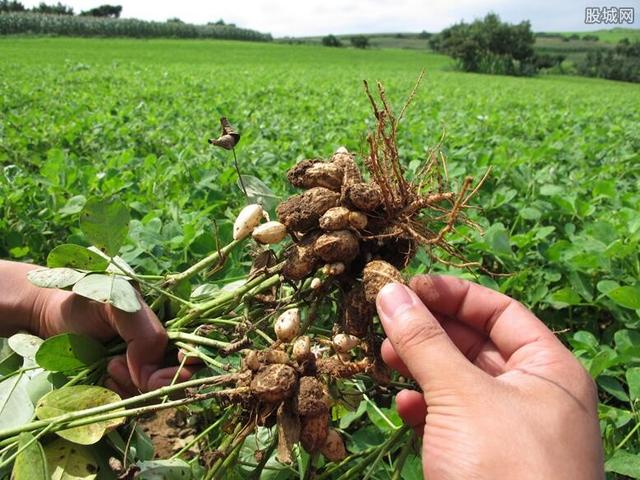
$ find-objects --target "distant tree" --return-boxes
[322,34,342,47]
[350,35,369,49]
[395,33,404,38]
[80,5,122,18]
[0,0,26,12]
[418,30,431,39]
[31,2,73,15]
[582,34,599,41]
[167,17,183,23]
[534,53,565,69]
[577,39,640,83]
[429,13,537,76]
[568,33,580,40]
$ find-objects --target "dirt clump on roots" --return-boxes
[250,364,298,403]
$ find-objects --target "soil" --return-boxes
[138,408,198,459]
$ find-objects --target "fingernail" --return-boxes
[377,283,415,318]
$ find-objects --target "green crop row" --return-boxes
[0,12,272,41]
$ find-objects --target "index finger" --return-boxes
[409,275,559,360]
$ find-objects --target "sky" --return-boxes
[21,0,640,37]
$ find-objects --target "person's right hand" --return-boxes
[376,275,604,480]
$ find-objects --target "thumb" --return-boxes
[376,283,473,391]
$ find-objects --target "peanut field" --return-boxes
[1,37,640,479]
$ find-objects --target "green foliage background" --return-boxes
[1,37,640,477]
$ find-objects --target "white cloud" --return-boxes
[19,0,639,36]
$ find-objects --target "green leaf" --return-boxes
[540,184,563,196]
[27,268,86,289]
[484,223,512,258]
[71,274,141,313]
[568,271,593,302]
[47,244,109,271]
[520,207,541,220]
[0,343,21,377]
[80,198,130,257]
[86,246,136,278]
[0,374,34,429]
[58,195,87,217]
[239,175,280,210]
[36,334,107,372]
[36,386,124,445]
[366,400,402,432]
[606,286,640,310]
[597,280,620,295]
[12,432,49,480]
[401,454,423,480]
[605,449,640,478]
[26,371,54,404]
[131,426,155,461]
[588,349,618,378]
[570,331,599,351]
[43,438,98,479]
[338,399,367,429]
[626,367,640,403]
[593,179,615,199]
[8,333,43,360]
[348,425,385,452]
[597,376,629,402]
[615,330,640,358]
[547,287,582,309]
[134,459,193,479]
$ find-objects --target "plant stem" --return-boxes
[168,331,231,349]
[165,239,242,287]
[314,447,377,480]
[391,430,415,480]
[211,423,254,479]
[174,341,227,372]
[362,426,409,480]
[0,373,239,443]
[204,423,242,479]
[171,409,232,460]
[0,423,53,469]
[232,148,248,198]
[616,419,640,451]
[169,272,281,329]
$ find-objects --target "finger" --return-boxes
[377,283,475,391]
[178,349,204,366]
[146,366,198,392]
[381,338,412,378]
[382,321,508,378]
[107,356,137,394]
[104,301,168,391]
[440,318,507,376]
[104,377,132,399]
[410,275,559,360]
[396,389,427,427]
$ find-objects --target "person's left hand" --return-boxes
[30,286,194,398]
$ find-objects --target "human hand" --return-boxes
[377,276,604,480]
[1,261,192,398]
[34,288,194,398]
